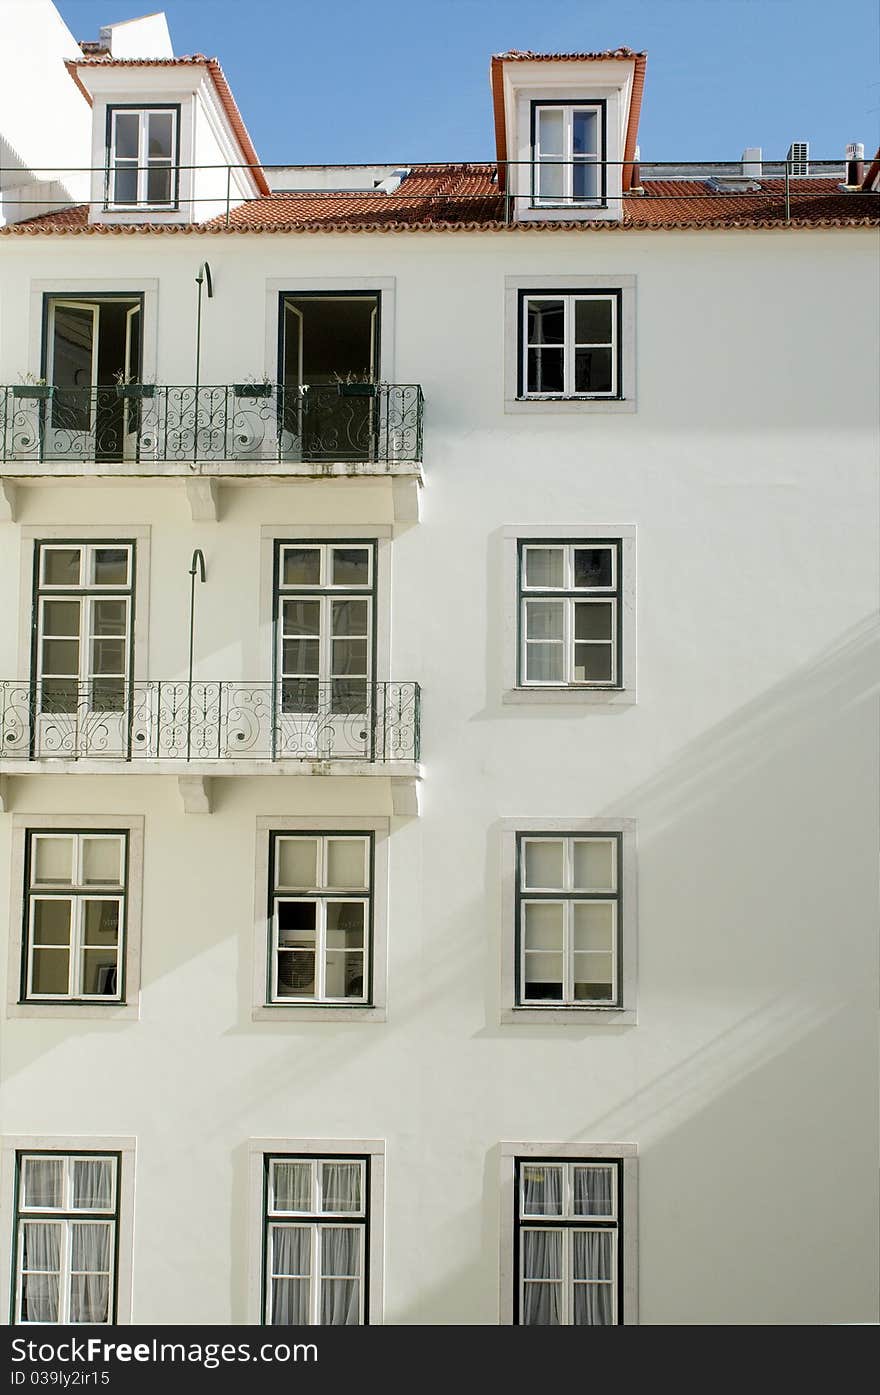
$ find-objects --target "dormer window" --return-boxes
[106,106,178,209]
[532,102,605,206]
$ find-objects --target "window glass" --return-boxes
[42,549,81,587]
[33,836,74,885]
[282,547,321,586]
[113,113,139,160]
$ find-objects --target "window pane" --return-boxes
[81,838,122,886]
[526,300,564,345]
[272,1162,311,1213]
[331,639,367,677]
[282,599,319,638]
[113,164,138,204]
[42,548,81,586]
[32,900,72,945]
[332,548,370,586]
[523,839,564,890]
[90,639,125,677]
[332,599,368,637]
[271,1278,310,1324]
[537,109,564,156]
[572,110,598,156]
[523,1228,562,1279]
[21,1272,60,1323]
[320,1227,360,1276]
[320,1164,362,1214]
[326,901,365,946]
[525,600,563,641]
[147,112,174,158]
[573,1282,614,1325]
[573,1166,615,1218]
[283,640,319,676]
[276,838,318,889]
[573,899,615,946]
[525,643,564,684]
[81,954,118,997]
[523,547,564,589]
[573,547,613,589]
[521,1164,563,1216]
[113,113,139,160]
[326,839,367,889]
[572,840,616,891]
[31,949,70,995]
[527,347,564,394]
[277,901,316,942]
[574,602,613,641]
[282,547,321,586]
[574,955,614,1000]
[572,160,600,200]
[42,600,80,636]
[272,1224,311,1275]
[32,837,74,885]
[146,165,172,204]
[574,347,613,394]
[70,1273,110,1323]
[82,901,119,945]
[523,953,564,998]
[573,1229,614,1280]
[41,638,79,675]
[23,1160,63,1210]
[70,1221,111,1268]
[91,600,127,637]
[523,901,564,942]
[574,644,613,683]
[92,549,129,587]
[575,299,613,344]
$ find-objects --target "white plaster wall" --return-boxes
[0,0,90,220]
[0,227,877,1324]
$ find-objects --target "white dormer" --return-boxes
[67,53,268,225]
[490,49,646,223]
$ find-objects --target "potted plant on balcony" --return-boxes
[333,369,378,399]
[114,371,156,399]
[16,372,53,400]
[232,375,274,399]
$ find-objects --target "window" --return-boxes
[22,831,128,1003]
[515,1158,622,1325]
[263,1155,368,1325]
[520,292,620,399]
[107,107,178,208]
[519,539,621,688]
[268,833,372,1005]
[13,1152,120,1323]
[531,101,605,206]
[33,541,134,717]
[517,833,620,1007]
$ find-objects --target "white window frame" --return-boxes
[500,1141,638,1326]
[504,275,636,414]
[518,833,620,1007]
[14,1153,118,1325]
[269,834,372,1006]
[253,817,389,1022]
[34,543,134,710]
[0,1136,136,1325]
[519,540,620,688]
[248,1138,385,1326]
[532,102,604,207]
[7,815,145,1021]
[107,106,178,210]
[500,818,637,1025]
[264,1156,368,1325]
[521,293,618,399]
[24,832,127,1004]
[502,526,636,705]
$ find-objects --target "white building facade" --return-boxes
[0,4,878,1326]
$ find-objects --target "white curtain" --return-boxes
[572,1230,614,1326]
[20,1223,61,1322]
[24,1157,63,1209]
[522,1164,563,1215]
[321,1163,361,1213]
[271,1226,310,1325]
[69,1223,112,1323]
[573,1166,614,1217]
[73,1158,114,1210]
[320,1227,360,1325]
[524,601,564,682]
[521,1229,562,1325]
[273,1161,311,1213]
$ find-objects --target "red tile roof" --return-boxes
[4,169,876,235]
[65,55,270,195]
[490,50,648,195]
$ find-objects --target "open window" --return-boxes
[279,294,380,461]
[44,296,143,463]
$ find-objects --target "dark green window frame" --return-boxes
[10,1149,122,1325]
[514,830,623,1009]
[261,1152,371,1326]
[516,537,623,689]
[265,830,375,1007]
[20,828,130,1005]
[513,1155,624,1326]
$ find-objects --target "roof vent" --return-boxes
[844,142,865,188]
[373,168,410,195]
[787,141,809,175]
[741,146,762,178]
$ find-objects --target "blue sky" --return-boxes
[58,0,879,166]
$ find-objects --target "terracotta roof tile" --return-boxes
[5,169,877,235]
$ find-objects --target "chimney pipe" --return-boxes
[741,146,762,179]
[630,145,643,192]
[845,142,865,188]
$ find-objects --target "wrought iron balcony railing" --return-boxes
[0,383,424,466]
[0,680,420,764]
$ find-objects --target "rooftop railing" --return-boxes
[0,679,420,764]
[0,382,424,466]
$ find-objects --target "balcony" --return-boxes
[0,383,424,514]
[0,679,422,813]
